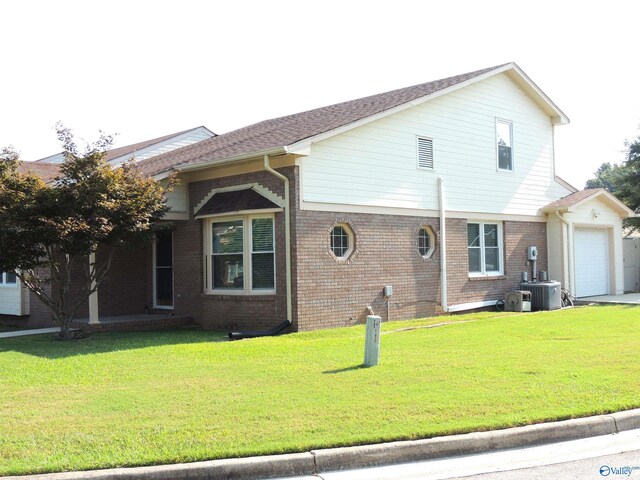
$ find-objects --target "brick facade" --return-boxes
[293,209,547,331]
[183,168,293,331]
[12,165,548,333]
[294,209,442,330]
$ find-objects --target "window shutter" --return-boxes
[417,137,434,169]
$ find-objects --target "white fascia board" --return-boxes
[505,63,570,125]
[568,190,636,217]
[554,176,579,193]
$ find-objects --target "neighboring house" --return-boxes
[2,63,634,329]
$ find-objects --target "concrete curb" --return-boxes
[6,408,640,480]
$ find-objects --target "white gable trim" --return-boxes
[193,182,285,216]
[567,190,635,217]
[286,63,569,155]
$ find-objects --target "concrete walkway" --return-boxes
[577,292,640,305]
[5,409,640,480]
[0,327,61,338]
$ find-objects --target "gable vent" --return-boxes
[417,137,434,169]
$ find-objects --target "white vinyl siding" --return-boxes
[300,73,573,216]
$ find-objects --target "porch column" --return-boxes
[88,252,99,324]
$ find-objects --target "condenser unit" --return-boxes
[520,281,562,311]
[504,290,531,312]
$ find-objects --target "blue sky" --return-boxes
[1,0,638,188]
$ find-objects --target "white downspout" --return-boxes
[439,178,448,313]
[264,155,292,322]
[555,211,575,297]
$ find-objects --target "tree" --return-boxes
[585,136,640,233]
[0,124,171,339]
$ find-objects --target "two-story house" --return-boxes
[3,62,634,330]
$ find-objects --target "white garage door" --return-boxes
[575,228,610,297]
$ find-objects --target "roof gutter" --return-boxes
[263,155,293,324]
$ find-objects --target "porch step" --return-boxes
[71,314,196,332]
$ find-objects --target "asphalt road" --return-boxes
[272,428,640,480]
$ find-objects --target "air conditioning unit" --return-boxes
[505,290,532,312]
[520,281,562,311]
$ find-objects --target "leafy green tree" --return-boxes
[0,125,170,339]
[585,136,640,233]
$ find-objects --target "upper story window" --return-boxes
[417,137,434,170]
[467,222,503,276]
[0,272,17,286]
[496,120,513,171]
[208,215,275,294]
[330,223,354,261]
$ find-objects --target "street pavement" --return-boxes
[271,428,640,480]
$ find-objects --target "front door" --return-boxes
[154,230,174,309]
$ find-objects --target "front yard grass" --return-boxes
[1,305,639,475]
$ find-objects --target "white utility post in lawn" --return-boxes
[364,315,381,367]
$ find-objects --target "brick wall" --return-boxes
[185,168,293,330]
[445,218,547,306]
[21,246,150,326]
[293,208,548,330]
[294,208,442,331]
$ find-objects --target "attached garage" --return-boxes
[544,188,635,299]
[574,228,609,297]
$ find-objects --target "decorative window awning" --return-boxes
[194,185,284,219]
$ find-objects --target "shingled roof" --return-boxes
[136,63,516,177]
[542,188,635,217]
[17,161,60,183]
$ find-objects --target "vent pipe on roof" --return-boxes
[264,155,292,323]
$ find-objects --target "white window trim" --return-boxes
[496,118,514,172]
[330,223,354,261]
[416,136,435,171]
[0,272,18,288]
[417,225,436,259]
[204,214,276,295]
[468,221,504,277]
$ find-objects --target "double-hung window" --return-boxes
[0,272,17,286]
[208,215,275,294]
[496,119,513,171]
[467,222,503,276]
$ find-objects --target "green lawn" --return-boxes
[1,305,639,475]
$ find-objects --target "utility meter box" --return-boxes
[383,285,393,297]
[528,246,538,261]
